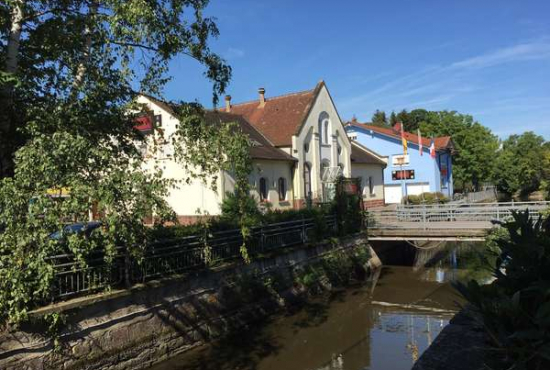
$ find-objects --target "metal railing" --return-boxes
[49,215,338,300]
[367,201,550,229]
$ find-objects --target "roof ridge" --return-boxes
[357,122,449,140]
[229,87,316,107]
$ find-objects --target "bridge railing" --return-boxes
[367,201,550,229]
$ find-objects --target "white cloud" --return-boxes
[449,40,550,70]
[338,38,550,121]
[224,47,245,60]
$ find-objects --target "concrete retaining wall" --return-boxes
[0,235,379,370]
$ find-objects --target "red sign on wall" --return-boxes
[392,170,415,180]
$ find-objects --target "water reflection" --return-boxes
[150,243,485,370]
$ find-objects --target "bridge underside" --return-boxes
[368,222,492,242]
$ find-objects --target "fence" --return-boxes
[48,215,338,300]
[367,201,550,229]
[451,187,497,203]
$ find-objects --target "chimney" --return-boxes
[225,95,231,112]
[351,115,358,123]
[258,87,266,107]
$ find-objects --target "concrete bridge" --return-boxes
[367,201,550,242]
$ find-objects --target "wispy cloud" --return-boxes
[449,40,550,70]
[224,47,245,60]
[338,38,550,135]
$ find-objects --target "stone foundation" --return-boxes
[0,235,379,370]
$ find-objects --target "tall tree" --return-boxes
[389,111,397,126]
[405,109,429,132]
[419,111,499,191]
[396,109,410,128]
[371,109,387,126]
[0,0,232,324]
[493,132,546,197]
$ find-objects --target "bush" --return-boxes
[405,192,449,204]
[455,211,550,369]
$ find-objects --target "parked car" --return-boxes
[49,221,102,240]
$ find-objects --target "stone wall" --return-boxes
[0,235,380,370]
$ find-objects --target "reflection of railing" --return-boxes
[49,215,338,300]
[367,202,550,229]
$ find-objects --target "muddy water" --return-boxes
[150,243,488,370]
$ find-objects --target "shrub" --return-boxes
[454,211,550,369]
[405,192,449,204]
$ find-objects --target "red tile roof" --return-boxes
[141,95,296,162]
[226,82,324,147]
[204,111,297,162]
[347,122,453,151]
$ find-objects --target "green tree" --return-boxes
[493,132,546,197]
[371,110,388,126]
[389,111,397,126]
[419,111,499,191]
[404,109,429,132]
[0,0,232,325]
[396,109,409,128]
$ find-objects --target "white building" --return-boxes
[136,81,387,223]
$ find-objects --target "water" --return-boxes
[149,242,490,370]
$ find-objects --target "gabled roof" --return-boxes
[347,121,453,152]
[350,141,388,166]
[226,82,325,147]
[139,95,296,162]
[204,111,297,162]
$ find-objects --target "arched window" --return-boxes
[259,177,268,201]
[278,178,286,201]
[303,164,312,198]
[318,112,330,144]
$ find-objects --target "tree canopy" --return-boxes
[419,111,499,191]
[0,0,233,325]
[493,132,547,197]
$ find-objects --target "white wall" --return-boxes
[351,163,385,202]
[137,96,224,216]
[248,160,295,209]
[292,85,352,200]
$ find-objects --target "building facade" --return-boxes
[345,121,454,204]
[136,82,387,222]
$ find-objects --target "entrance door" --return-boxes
[384,184,403,204]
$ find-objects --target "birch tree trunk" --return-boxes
[1,0,25,178]
[5,0,24,75]
[70,1,98,99]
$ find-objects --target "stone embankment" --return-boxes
[0,235,380,370]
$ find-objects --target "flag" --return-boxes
[417,129,423,156]
[399,122,408,155]
[430,139,436,158]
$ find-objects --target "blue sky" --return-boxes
[163,1,550,139]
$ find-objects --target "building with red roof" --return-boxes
[345,119,454,203]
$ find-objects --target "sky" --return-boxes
[162,0,550,139]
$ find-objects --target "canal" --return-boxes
[149,242,492,370]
